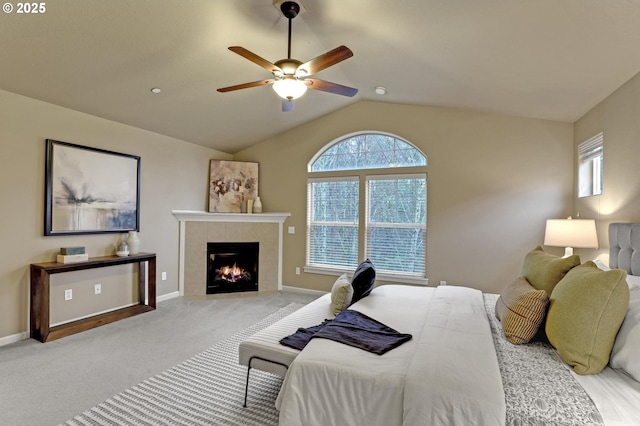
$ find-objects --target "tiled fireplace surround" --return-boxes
[172,211,290,297]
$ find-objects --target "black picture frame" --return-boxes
[44,139,141,236]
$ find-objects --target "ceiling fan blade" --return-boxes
[228,46,282,74]
[282,99,295,112]
[305,78,358,97]
[297,46,353,76]
[217,79,275,93]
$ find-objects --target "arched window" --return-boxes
[306,132,428,283]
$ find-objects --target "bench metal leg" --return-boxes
[244,356,289,407]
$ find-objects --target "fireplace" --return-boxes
[207,242,259,294]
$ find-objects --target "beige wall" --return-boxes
[235,101,574,294]
[574,70,640,263]
[0,89,230,341]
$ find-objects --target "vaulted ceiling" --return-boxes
[2,1,640,153]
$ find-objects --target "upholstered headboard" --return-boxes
[609,223,640,275]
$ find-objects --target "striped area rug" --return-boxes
[61,303,303,426]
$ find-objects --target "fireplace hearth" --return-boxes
[207,242,259,294]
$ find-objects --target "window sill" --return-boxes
[304,265,429,286]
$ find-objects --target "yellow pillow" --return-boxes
[545,261,629,375]
[495,276,549,344]
[521,246,580,296]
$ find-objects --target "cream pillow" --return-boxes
[546,261,629,375]
[593,258,610,271]
[610,285,640,381]
[626,274,640,290]
[330,273,353,315]
[495,276,549,344]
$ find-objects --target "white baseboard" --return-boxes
[0,331,28,347]
[157,291,180,303]
[281,285,327,296]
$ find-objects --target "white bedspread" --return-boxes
[276,285,506,426]
[572,366,640,426]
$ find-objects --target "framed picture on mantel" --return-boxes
[208,160,258,213]
[44,139,141,236]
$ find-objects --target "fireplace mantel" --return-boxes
[172,210,290,224]
[172,210,291,296]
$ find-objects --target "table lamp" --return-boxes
[544,217,598,257]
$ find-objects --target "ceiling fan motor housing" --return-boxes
[275,0,303,18]
[281,1,300,19]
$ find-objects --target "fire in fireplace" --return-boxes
[207,242,259,294]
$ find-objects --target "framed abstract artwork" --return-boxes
[44,139,141,235]
[208,160,258,213]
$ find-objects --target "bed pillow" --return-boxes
[593,258,610,271]
[545,261,629,375]
[350,259,376,304]
[626,274,640,290]
[593,259,640,290]
[609,285,640,381]
[521,246,580,296]
[495,276,549,344]
[330,273,353,315]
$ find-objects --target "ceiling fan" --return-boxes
[217,0,358,112]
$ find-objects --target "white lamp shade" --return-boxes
[273,77,307,100]
[544,219,598,249]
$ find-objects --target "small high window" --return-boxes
[578,132,603,198]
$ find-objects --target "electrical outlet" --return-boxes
[64,289,73,300]
[161,271,167,281]
[295,267,301,275]
[94,283,101,294]
[439,280,447,286]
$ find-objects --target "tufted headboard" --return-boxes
[609,223,640,276]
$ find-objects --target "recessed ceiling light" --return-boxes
[375,86,387,95]
[150,87,162,94]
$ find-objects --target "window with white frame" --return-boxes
[306,132,427,283]
[578,132,603,198]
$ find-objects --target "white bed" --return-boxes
[277,285,505,426]
[273,223,640,426]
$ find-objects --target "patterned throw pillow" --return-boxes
[495,276,550,344]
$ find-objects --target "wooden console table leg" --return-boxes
[148,257,156,308]
[29,266,50,342]
[29,266,40,340]
[137,261,145,306]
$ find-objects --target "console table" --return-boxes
[29,252,156,342]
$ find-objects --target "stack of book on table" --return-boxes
[56,246,88,263]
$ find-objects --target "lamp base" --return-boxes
[562,247,574,258]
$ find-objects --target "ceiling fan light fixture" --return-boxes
[273,77,307,100]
